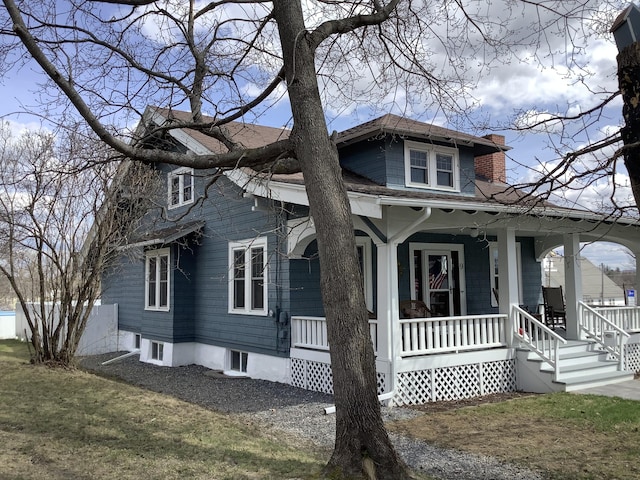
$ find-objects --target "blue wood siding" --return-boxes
[458,147,477,195]
[339,140,387,184]
[289,241,325,317]
[101,253,144,333]
[383,137,406,187]
[103,165,288,357]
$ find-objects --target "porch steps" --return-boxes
[518,340,635,393]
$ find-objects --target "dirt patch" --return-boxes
[405,391,537,413]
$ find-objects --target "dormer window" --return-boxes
[404,141,459,191]
[168,167,194,208]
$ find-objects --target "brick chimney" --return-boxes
[474,134,506,184]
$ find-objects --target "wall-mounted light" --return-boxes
[469,228,479,238]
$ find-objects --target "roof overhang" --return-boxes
[231,170,640,231]
[122,220,205,249]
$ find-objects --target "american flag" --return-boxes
[430,271,447,289]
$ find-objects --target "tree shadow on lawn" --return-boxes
[1,361,324,480]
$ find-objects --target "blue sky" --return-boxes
[0,1,635,270]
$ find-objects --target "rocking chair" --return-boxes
[399,299,432,319]
[542,286,566,330]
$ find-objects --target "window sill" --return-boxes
[405,182,460,193]
[168,200,194,210]
[228,309,268,316]
[222,370,248,377]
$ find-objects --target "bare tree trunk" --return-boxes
[617,42,640,207]
[272,2,411,478]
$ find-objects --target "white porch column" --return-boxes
[497,228,519,311]
[375,243,399,363]
[633,248,640,306]
[497,228,518,346]
[563,233,582,339]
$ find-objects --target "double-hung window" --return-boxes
[168,167,194,208]
[404,141,459,191]
[145,248,170,310]
[228,238,268,315]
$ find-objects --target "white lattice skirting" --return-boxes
[291,358,387,395]
[394,360,517,406]
[625,342,640,373]
[291,357,516,406]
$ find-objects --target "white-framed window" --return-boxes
[489,242,522,307]
[355,236,373,311]
[168,167,194,208]
[228,238,268,315]
[230,350,248,373]
[404,140,460,191]
[145,248,170,311]
[151,341,164,361]
[134,334,141,350]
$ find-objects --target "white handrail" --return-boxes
[579,302,630,370]
[512,305,567,381]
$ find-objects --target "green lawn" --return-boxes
[389,390,640,480]
[0,340,325,480]
[4,338,639,480]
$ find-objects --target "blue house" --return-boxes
[102,106,640,406]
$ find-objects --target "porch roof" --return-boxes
[122,220,205,248]
[266,169,639,227]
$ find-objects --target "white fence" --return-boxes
[15,303,119,356]
[0,311,16,339]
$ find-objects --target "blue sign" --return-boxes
[629,290,635,297]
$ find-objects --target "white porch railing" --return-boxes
[399,314,507,357]
[290,316,378,353]
[512,305,567,381]
[290,314,507,357]
[592,306,640,332]
[579,302,630,370]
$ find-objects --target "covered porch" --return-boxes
[289,304,640,405]
[286,201,640,406]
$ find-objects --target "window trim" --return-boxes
[404,140,460,192]
[489,242,523,307]
[229,350,248,373]
[145,248,170,311]
[151,341,164,361]
[355,236,373,311]
[228,238,268,315]
[168,167,194,209]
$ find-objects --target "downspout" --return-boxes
[324,207,432,414]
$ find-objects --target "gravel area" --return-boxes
[80,352,543,480]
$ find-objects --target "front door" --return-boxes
[411,244,464,317]
[425,251,452,316]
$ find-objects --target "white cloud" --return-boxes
[2,118,48,138]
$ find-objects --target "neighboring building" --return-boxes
[101,107,640,406]
[543,255,628,306]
